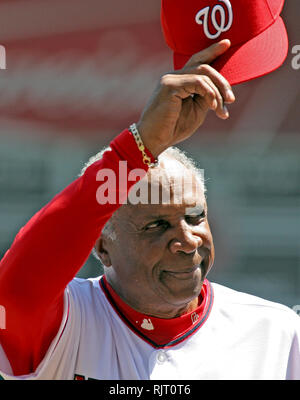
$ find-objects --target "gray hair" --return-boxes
[80,146,205,188]
[80,145,206,260]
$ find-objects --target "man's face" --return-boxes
[99,160,215,318]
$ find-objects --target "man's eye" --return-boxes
[145,220,169,230]
[185,211,206,224]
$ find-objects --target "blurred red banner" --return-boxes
[0,0,171,135]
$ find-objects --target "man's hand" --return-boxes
[137,39,235,157]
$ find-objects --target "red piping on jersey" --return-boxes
[99,275,213,348]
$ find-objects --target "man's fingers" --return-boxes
[194,79,218,111]
[185,39,231,67]
[201,75,230,119]
[160,74,229,119]
[161,74,218,109]
[196,64,235,104]
[181,40,235,105]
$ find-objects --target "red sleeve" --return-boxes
[0,129,155,376]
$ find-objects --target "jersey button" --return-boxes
[157,351,167,363]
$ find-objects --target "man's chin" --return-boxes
[159,269,203,303]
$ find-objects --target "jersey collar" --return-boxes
[99,275,213,348]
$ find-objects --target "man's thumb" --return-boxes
[186,39,231,67]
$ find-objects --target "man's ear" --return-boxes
[95,236,112,267]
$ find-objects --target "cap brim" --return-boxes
[173,16,288,86]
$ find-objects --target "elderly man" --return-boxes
[0,40,299,380]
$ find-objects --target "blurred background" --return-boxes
[0,0,299,307]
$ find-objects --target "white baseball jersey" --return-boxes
[0,276,299,380]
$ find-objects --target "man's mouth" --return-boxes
[163,261,205,280]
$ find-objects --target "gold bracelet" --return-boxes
[129,123,158,168]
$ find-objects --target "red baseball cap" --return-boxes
[161,0,288,85]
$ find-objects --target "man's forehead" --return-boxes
[129,159,204,205]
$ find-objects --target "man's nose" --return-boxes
[169,223,203,254]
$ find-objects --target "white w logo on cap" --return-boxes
[195,0,233,39]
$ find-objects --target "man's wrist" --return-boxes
[130,123,160,166]
[135,122,167,159]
